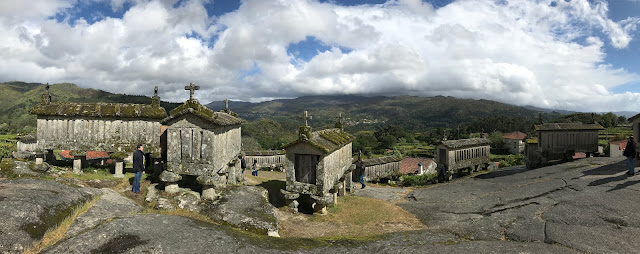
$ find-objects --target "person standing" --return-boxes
[624,136,636,176]
[132,144,145,193]
[251,160,258,176]
[240,155,247,174]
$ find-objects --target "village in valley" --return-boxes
[1,82,640,253]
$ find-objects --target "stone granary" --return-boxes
[355,155,402,182]
[436,138,491,178]
[281,112,355,214]
[29,84,167,174]
[159,83,245,200]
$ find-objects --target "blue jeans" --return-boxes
[359,174,366,188]
[132,171,142,193]
[628,156,635,174]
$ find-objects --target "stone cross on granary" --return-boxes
[302,111,312,126]
[41,83,52,105]
[224,98,230,110]
[336,113,343,124]
[154,86,158,97]
[152,86,160,107]
[185,83,200,101]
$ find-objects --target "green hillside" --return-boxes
[0,81,179,134]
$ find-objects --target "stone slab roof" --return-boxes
[16,134,36,143]
[502,131,527,140]
[162,99,244,126]
[361,155,402,167]
[30,102,167,119]
[440,138,490,149]
[534,123,604,131]
[283,128,355,154]
[629,113,640,122]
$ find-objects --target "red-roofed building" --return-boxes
[59,150,111,165]
[609,140,629,157]
[502,131,527,154]
[400,157,437,175]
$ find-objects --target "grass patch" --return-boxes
[23,195,101,254]
[0,158,18,178]
[279,195,423,239]
[399,173,437,186]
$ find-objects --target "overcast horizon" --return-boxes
[2,0,640,112]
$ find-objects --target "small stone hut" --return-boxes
[437,138,491,176]
[281,115,355,214]
[354,155,402,182]
[159,93,244,199]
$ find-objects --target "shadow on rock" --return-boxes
[90,234,149,254]
[257,180,286,208]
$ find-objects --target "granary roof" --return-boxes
[534,123,604,131]
[244,150,286,156]
[282,128,355,154]
[59,150,110,160]
[440,138,490,149]
[502,131,527,140]
[16,134,36,143]
[629,113,640,122]
[29,102,167,119]
[361,155,403,167]
[525,138,539,144]
[161,99,244,126]
[400,157,434,174]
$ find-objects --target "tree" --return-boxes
[489,131,504,151]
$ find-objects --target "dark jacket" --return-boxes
[624,140,636,158]
[240,157,247,169]
[133,150,145,172]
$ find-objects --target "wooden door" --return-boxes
[295,154,318,184]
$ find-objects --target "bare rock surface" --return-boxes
[0,177,98,253]
[66,188,143,237]
[201,186,280,236]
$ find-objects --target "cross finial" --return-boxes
[302,111,312,126]
[224,98,230,110]
[45,83,50,92]
[184,82,200,101]
[154,86,158,97]
[336,113,343,124]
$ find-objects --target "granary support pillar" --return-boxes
[72,151,87,174]
[344,165,354,192]
[197,175,227,201]
[160,170,182,194]
[114,162,124,178]
[280,190,300,212]
[35,153,44,165]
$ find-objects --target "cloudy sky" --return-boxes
[1,0,640,112]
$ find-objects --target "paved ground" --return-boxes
[6,156,640,253]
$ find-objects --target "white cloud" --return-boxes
[0,0,639,112]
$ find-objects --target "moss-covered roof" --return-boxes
[244,150,286,156]
[534,123,604,131]
[440,138,490,149]
[361,155,403,167]
[282,128,355,154]
[29,102,167,119]
[161,99,244,126]
[525,138,539,144]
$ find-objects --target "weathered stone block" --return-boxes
[32,162,50,172]
[73,159,83,174]
[165,184,180,194]
[280,189,300,200]
[160,170,182,183]
[202,187,221,201]
[197,175,227,188]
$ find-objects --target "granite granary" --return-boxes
[159,83,245,199]
[281,112,355,214]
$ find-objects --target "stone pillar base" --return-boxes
[114,161,124,178]
[165,183,179,194]
[73,159,83,174]
[35,157,43,165]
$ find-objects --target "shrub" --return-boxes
[400,173,437,186]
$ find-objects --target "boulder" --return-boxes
[32,162,50,172]
[202,187,221,201]
[0,178,98,253]
[66,188,143,237]
[174,191,201,212]
[159,170,182,183]
[202,186,280,237]
[154,198,175,210]
[12,151,34,160]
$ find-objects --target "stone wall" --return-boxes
[538,130,599,154]
[17,141,37,152]
[319,143,352,194]
[363,161,401,181]
[36,117,162,153]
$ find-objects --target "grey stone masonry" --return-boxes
[282,122,355,213]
